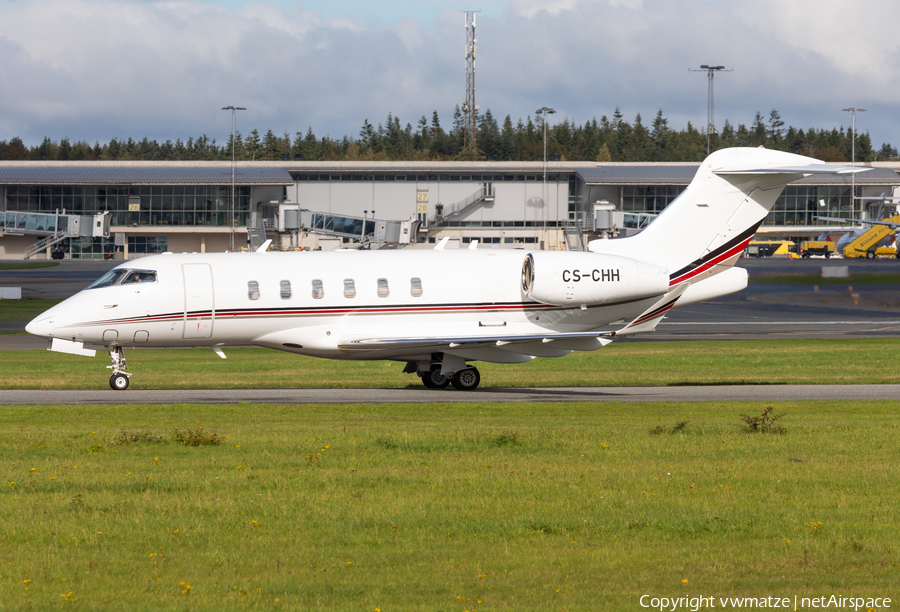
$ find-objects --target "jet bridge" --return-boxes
[259,205,417,250]
[0,211,110,259]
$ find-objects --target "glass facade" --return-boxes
[619,185,855,228]
[3,185,251,227]
[56,235,168,260]
[293,173,573,183]
[763,186,852,227]
[622,186,686,213]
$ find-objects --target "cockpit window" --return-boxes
[87,268,157,289]
[88,269,130,289]
[122,270,157,284]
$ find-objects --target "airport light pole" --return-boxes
[222,105,247,251]
[842,107,866,221]
[536,106,556,249]
[690,65,731,155]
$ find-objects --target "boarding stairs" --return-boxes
[1,211,109,259]
[426,184,495,227]
[247,218,268,252]
[564,220,586,251]
[24,231,69,259]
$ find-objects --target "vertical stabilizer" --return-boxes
[587,147,866,286]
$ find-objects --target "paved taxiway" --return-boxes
[3,385,899,405]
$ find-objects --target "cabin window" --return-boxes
[343,279,356,298]
[377,278,389,298]
[311,279,324,299]
[280,280,292,300]
[410,277,423,297]
[248,281,260,300]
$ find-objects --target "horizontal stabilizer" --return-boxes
[611,283,689,337]
[714,164,869,175]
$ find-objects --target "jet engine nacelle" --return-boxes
[522,251,669,307]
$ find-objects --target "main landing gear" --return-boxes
[107,346,132,390]
[406,359,481,391]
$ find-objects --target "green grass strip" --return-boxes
[0,261,59,270]
[0,400,897,610]
[2,338,898,389]
[0,298,62,322]
[751,272,900,285]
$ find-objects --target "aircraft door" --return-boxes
[182,263,214,339]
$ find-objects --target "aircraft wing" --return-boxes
[814,215,900,229]
[339,284,690,354]
[338,330,615,353]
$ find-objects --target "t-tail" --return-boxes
[588,147,867,288]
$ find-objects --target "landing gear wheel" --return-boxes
[451,367,481,391]
[109,373,130,390]
[422,366,450,389]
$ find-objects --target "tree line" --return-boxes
[1,107,894,163]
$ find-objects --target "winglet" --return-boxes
[612,283,689,337]
[256,239,272,253]
[434,237,450,250]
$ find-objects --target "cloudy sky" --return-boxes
[2,0,899,153]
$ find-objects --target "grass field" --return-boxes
[0,298,61,322]
[751,272,900,286]
[0,400,897,610]
[1,338,899,389]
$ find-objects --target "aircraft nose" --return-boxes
[25,313,55,338]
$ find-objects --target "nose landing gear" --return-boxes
[107,346,132,390]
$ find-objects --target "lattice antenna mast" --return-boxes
[463,11,480,154]
[689,65,732,155]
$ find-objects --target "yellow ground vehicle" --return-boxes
[842,215,900,259]
[747,240,797,258]
[798,240,835,258]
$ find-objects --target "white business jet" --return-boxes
[26,147,865,390]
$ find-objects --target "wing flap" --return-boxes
[338,330,618,353]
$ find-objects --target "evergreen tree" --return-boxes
[57,137,72,160]
[767,108,785,143]
[751,112,767,146]
[244,129,260,160]
[358,119,375,151]
[878,142,898,160]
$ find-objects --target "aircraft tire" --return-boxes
[451,367,480,391]
[422,366,450,389]
[109,373,130,390]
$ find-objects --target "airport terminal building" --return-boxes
[2,159,900,259]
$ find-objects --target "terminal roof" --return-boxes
[0,167,293,185]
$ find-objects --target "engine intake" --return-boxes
[522,251,669,307]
